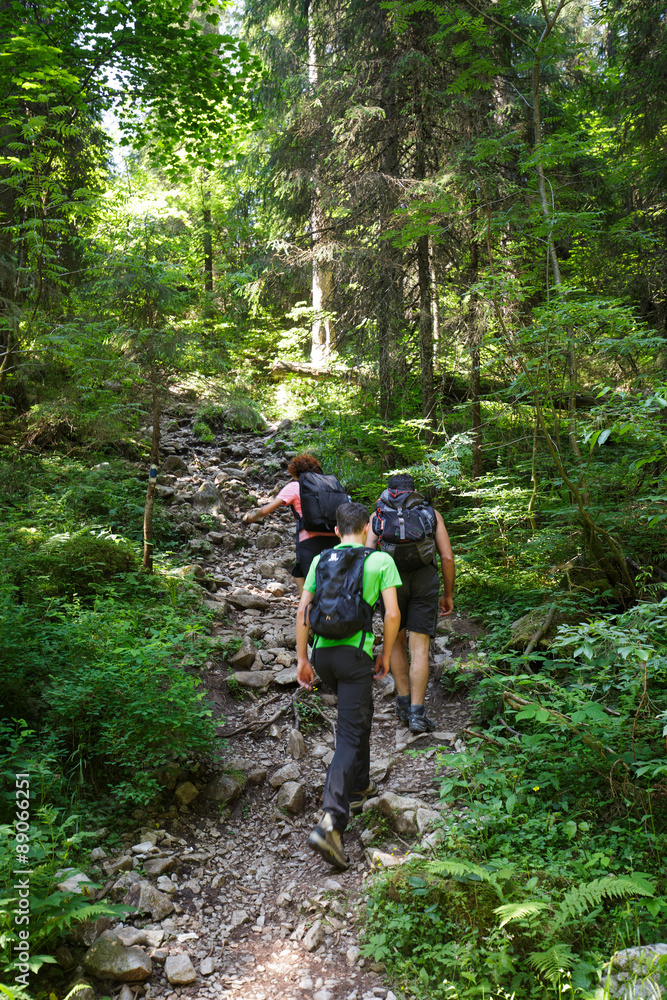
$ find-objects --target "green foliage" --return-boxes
[226,675,246,700]
[0,448,218,806]
[0,723,129,981]
[295,692,325,734]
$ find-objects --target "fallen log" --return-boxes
[270,359,363,384]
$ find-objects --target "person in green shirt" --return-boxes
[296,501,401,870]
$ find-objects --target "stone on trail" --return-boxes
[303,920,324,952]
[230,669,274,690]
[229,636,258,669]
[164,953,197,985]
[143,856,176,876]
[56,870,93,895]
[200,957,216,976]
[416,806,442,834]
[270,761,301,788]
[163,455,188,472]
[287,728,306,760]
[204,772,245,803]
[277,780,305,814]
[369,757,391,783]
[254,531,283,550]
[174,781,199,807]
[258,560,277,578]
[104,855,132,877]
[123,882,175,921]
[266,580,286,596]
[202,598,228,620]
[273,666,298,686]
[187,537,212,555]
[192,482,222,505]
[227,591,270,611]
[83,933,152,982]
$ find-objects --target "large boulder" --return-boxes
[230,637,258,669]
[123,882,174,921]
[165,954,197,985]
[254,531,283,550]
[608,944,667,999]
[204,772,245,803]
[230,670,274,690]
[227,591,270,611]
[83,933,152,982]
[277,781,305,815]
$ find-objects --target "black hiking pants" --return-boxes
[312,644,374,833]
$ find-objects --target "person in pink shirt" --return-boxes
[242,453,338,594]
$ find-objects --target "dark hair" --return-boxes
[336,501,369,536]
[387,472,415,491]
[288,453,323,478]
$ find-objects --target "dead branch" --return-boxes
[462,728,505,747]
[270,359,362,385]
[524,602,557,656]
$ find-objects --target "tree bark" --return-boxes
[417,233,436,441]
[308,5,334,366]
[143,377,161,572]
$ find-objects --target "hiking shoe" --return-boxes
[409,711,436,734]
[349,780,379,816]
[308,813,350,870]
[396,702,410,726]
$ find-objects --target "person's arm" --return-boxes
[243,496,284,525]
[365,501,381,549]
[374,585,400,678]
[434,509,455,615]
[296,589,315,690]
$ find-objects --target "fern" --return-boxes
[425,856,508,886]
[528,944,576,983]
[555,875,654,929]
[494,900,550,928]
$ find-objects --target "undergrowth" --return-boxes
[363,598,667,999]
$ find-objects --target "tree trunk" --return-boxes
[203,201,213,296]
[308,6,334,366]
[529,0,582,463]
[430,242,440,363]
[143,380,160,572]
[417,233,435,442]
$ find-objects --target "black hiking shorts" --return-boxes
[292,534,337,579]
[382,562,439,635]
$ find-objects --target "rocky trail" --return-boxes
[80,406,482,1000]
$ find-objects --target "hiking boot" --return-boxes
[349,780,378,816]
[409,710,436,734]
[395,701,410,726]
[308,813,350,870]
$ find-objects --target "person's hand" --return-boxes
[373,650,390,679]
[297,656,315,691]
[243,510,257,525]
[440,594,453,616]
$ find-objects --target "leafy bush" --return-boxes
[0,723,129,982]
[33,530,136,599]
[363,598,667,998]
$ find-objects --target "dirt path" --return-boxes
[104,412,479,1000]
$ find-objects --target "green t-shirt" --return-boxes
[304,543,402,657]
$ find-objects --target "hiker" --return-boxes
[242,453,348,594]
[366,472,455,735]
[296,501,401,870]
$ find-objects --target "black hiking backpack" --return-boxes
[308,547,375,647]
[298,472,350,533]
[372,489,437,572]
